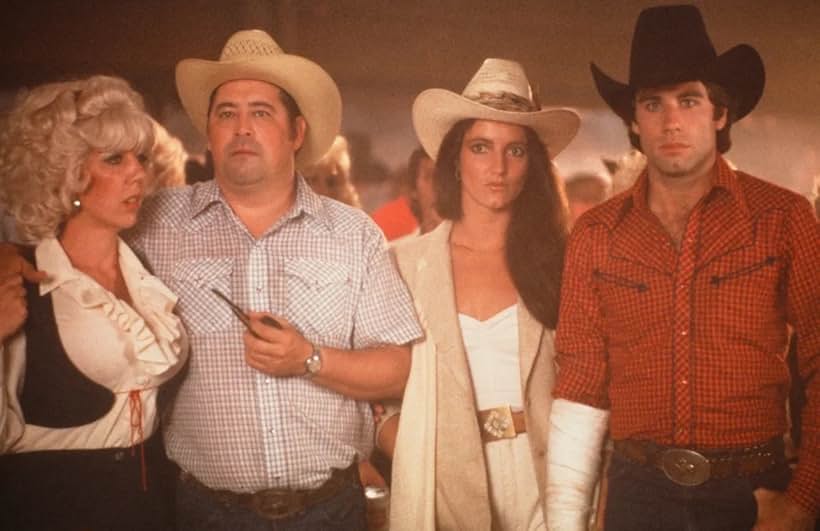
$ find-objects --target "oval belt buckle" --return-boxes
[660,448,711,486]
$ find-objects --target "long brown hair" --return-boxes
[434,119,569,328]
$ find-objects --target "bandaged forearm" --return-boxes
[546,398,610,531]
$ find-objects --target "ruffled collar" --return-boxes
[36,237,185,376]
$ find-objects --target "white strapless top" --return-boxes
[458,304,522,411]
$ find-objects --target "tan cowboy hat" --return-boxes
[412,58,580,160]
[176,29,342,168]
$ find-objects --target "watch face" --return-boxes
[306,350,322,375]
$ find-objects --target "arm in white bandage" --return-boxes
[546,398,610,531]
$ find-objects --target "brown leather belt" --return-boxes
[180,460,359,520]
[613,438,784,487]
[477,406,527,443]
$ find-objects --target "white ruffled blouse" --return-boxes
[0,237,188,453]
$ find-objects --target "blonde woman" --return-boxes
[382,58,579,529]
[150,118,189,189]
[0,75,187,530]
[302,134,362,207]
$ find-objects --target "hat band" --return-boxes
[465,91,538,112]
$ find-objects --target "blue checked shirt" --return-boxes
[126,177,422,491]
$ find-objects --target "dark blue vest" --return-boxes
[19,247,115,427]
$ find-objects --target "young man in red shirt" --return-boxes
[546,6,819,531]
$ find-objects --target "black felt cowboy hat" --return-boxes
[591,5,765,123]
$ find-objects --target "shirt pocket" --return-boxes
[593,268,653,347]
[708,255,780,287]
[704,254,785,358]
[170,257,235,334]
[284,258,352,342]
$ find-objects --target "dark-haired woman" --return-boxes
[379,58,580,529]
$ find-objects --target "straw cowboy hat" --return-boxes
[591,5,765,123]
[176,29,342,168]
[412,58,580,160]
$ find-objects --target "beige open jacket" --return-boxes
[389,220,556,530]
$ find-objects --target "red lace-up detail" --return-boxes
[128,389,148,491]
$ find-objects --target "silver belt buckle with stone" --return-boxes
[661,448,711,486]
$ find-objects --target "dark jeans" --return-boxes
[604,453,793,531]
[0,431,176,531]
[177,473,367,531]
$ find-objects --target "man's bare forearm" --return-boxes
[312,344,411,400]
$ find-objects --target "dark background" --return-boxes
[2,0,818,208]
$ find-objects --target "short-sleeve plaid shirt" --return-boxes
[126,177,422,491]
[554,157,820,514]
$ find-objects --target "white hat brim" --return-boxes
[176,55,342,169]
[412,88,580,160]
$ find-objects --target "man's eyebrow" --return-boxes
[211,101,277,113]
[249,101,276,110]
[635,93,661,103]
[636,87,707,102]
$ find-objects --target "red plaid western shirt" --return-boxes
[554,157,820,514]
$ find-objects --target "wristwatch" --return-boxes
[304,344,323,377]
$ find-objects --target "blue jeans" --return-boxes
[177,474,367,531]
[603,454,792,531]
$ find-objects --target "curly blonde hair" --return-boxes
[302,135,361,208]
[0,75,155,243]
[151,118,188,189]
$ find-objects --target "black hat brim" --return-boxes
[591,44,765,123]
[591,61,633,123]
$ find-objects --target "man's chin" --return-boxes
[652,157,693,178]
[220,166,265,186]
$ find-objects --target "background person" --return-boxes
[150,118,189,189]
[562,171,610,227]
[302,134,362,207]
[400,147,442,238]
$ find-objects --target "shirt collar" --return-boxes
[291,173,324,220]
[36,237,81,295]
[627,155,749,216]
[36,237,156,296]
[188,174,332,232]
[190,180,223,219]
[275,174,334,234]
[710,156,748,212]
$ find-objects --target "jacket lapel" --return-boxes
[413,222,475,400]
[411,222,490,527]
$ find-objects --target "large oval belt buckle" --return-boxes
[661,448,710,486]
